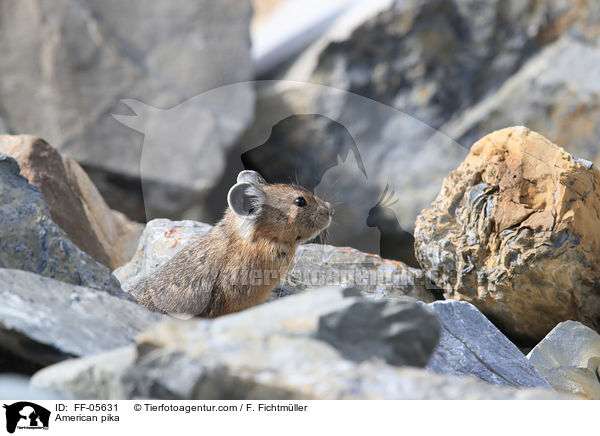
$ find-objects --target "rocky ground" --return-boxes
[1,126,599,400]
[2,0,600,400]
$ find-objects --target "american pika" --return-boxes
[131,170,334,317]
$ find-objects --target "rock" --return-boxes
[1,347,45,376]
[442,36,600,168]
[0,0,254,220]
[31,286,566,399]
[414,126,600,344]
[113,219,212,291]
[251,0,387,76]
[113,83,255,220]
[527,320,600,399]
[0,135,143,270]
[280,243,436,302]
[316,297,441,367]
[0,269,165,366]
[32,348,565,400]
[0,375,61,400]
[425,300,551,388]
[115,218,438,302]
[0,154,123,296]
[32,348,134,400]
[280,0,582,114]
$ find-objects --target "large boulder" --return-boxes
[0,135,142,270]
[415,127,600,344]
[114,219,438,302]
[0,269,165,366]
[0,0,254,220]
[527,321,600,399]
[32,286,566,400]
[0,154,123,296]
[442,36,600,168]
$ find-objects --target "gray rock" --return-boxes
[527,321,600,399]
[31,286,567,399]
[442,36,600,166]
[32,348,135,400]
[279,243,436,301]
[0,375,62,400]
[115,219,437,302]
[0,154,123,296]
[33,349,565,400]
[0,268,165,366]
[114,82,255,220]
[0,0,254,219]
[0,134,143,270]
[114,219,212,290]
[317,298,440,367]
[289,0,579,123]
[425,300,551,389]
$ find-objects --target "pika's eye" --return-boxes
[294,197,307,207]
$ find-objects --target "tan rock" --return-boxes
[414,126,600,344]
[0,135,142,269]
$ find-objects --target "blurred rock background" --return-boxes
[0,1,594,248]
[2,0,599,263]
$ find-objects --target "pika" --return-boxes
[131,170,334,317]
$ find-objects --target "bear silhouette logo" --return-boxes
[3,402,50,433]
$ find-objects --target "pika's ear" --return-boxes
[227,182,265,218]
[237,170,266,185]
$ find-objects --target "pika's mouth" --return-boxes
[297,215,332,243]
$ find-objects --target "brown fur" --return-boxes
[132,178,332,317]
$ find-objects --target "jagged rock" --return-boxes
[425,300,550,388]
[31,286,566,399]
[281,244,435,301]
[0,0,254,220]
[442,36,600,168]
[414,127,600,344]
[114,219,437,302]
[0,154,122,295]
[0,135,143,269]
[0,269,165,366]
[527,321,600,399]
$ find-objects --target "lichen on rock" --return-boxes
[415,126,600,344]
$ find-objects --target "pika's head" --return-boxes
[228,170,333,244]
